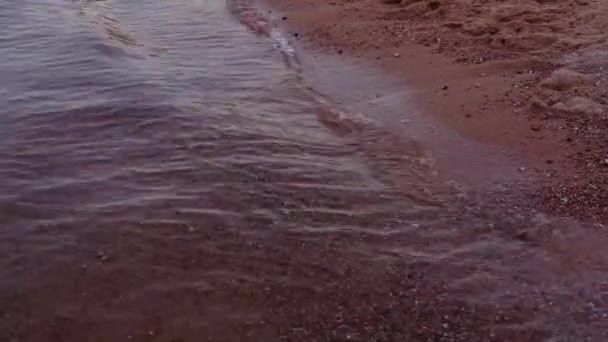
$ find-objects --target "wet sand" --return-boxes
[260,0,608,222]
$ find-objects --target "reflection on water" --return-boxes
[0,0,607,341]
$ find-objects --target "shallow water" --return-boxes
[1,0,608,341]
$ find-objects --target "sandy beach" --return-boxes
[260,0,608,222]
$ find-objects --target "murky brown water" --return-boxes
[1,0,608,341]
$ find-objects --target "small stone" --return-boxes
[530,125,541,132]
[474,82,481,88]
[442,85,449,90]
[282,16,288,20]
[96,251,109,261]
[518,166,525,172]
[465,113,473,118]
[394,52,401,58]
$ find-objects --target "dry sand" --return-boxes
[261,0,608,222]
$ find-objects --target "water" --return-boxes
[1,0,608,341]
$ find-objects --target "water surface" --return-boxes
[1,0,608,341]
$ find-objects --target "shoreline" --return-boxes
[257,0,608,222]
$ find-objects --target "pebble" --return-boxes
[394,52,400,58]
[96,251,109,261]
[474,83,481,88]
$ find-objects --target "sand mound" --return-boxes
[552,96,604,115]
[540,68,590,91]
